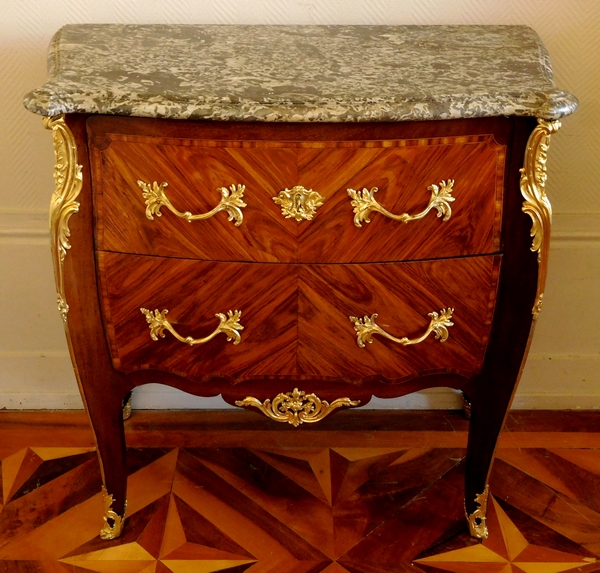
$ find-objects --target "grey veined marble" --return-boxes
[24,24,578,122]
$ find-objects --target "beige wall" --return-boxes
[1,0,598,409]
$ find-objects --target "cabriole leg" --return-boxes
[45,114,131,540]
[86,390,128,540]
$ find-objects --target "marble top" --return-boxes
[23,24,578,122]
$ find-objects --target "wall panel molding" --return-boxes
[551,213,600,247]
[0,210,48,243]
[1,210,599,245]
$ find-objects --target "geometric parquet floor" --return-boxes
[1,410,600,572]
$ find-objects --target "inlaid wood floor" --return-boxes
[1,410,600,572]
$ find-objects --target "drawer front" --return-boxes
[93,140,299,263]
[297,138,504,262]
[98,253,299,379]
[98,253,499,383]
[298,256,500,380]
[91,133,504,263]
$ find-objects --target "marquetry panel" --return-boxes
[298,255,501,380]
[90,128,504,264]
[98,252,499,384]
[97,252,298,379]
[1,414,599,572]
[298,136,505,263]
[92,137,300,262]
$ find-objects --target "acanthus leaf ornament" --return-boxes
[122,391,133,421]
[100,486,127,540]
[138,180,246,226]
[44,115,83,322]
[466,485,490,540]
[532,293,544,321]
[235,388,360,426]
[520,119,561,318]
[57,294,70,321]
[141,308,244,346]
[350,308,454,349]
[347,179,455,228]
[272,185,325,221]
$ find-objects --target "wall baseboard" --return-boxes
[3,389,600,410]
[1,354,599,410]
[551,213,600,248]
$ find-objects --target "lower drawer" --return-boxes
[97,252,500,383]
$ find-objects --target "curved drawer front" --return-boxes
[297,137,505,263]
[98,252,299,379]
[92,138,300,263]
[98,252,500,383]
[297,255,500,380]
[91,132,505,263]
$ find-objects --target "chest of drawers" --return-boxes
[24,24,577,543]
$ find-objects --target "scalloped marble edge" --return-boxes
[23,88,579,123]
[23,24,578,123]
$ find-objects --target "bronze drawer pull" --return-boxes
[347,179,455,228]
[350,308,454,348]
[137,180,246,226]
[140,308,244,346]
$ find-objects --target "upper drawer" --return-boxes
[90,129,505,263]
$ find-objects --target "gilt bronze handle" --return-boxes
[140,308,244,346]
[138,180,246,226]
[350,308,454,348]
[347,180,455,228]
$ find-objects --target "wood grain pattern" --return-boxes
[65,114,543,547]
[298,137,505,263]
[1,411,599,572]
[297,256,500,379]
[89,121,504,263]
[463,116,537,520]
[61,114,132,519]
[93,141,299,262]
[98,253,499,384]
[98,252,298,380]
[4,409,600,449]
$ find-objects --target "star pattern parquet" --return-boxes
[0,412,599,572]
